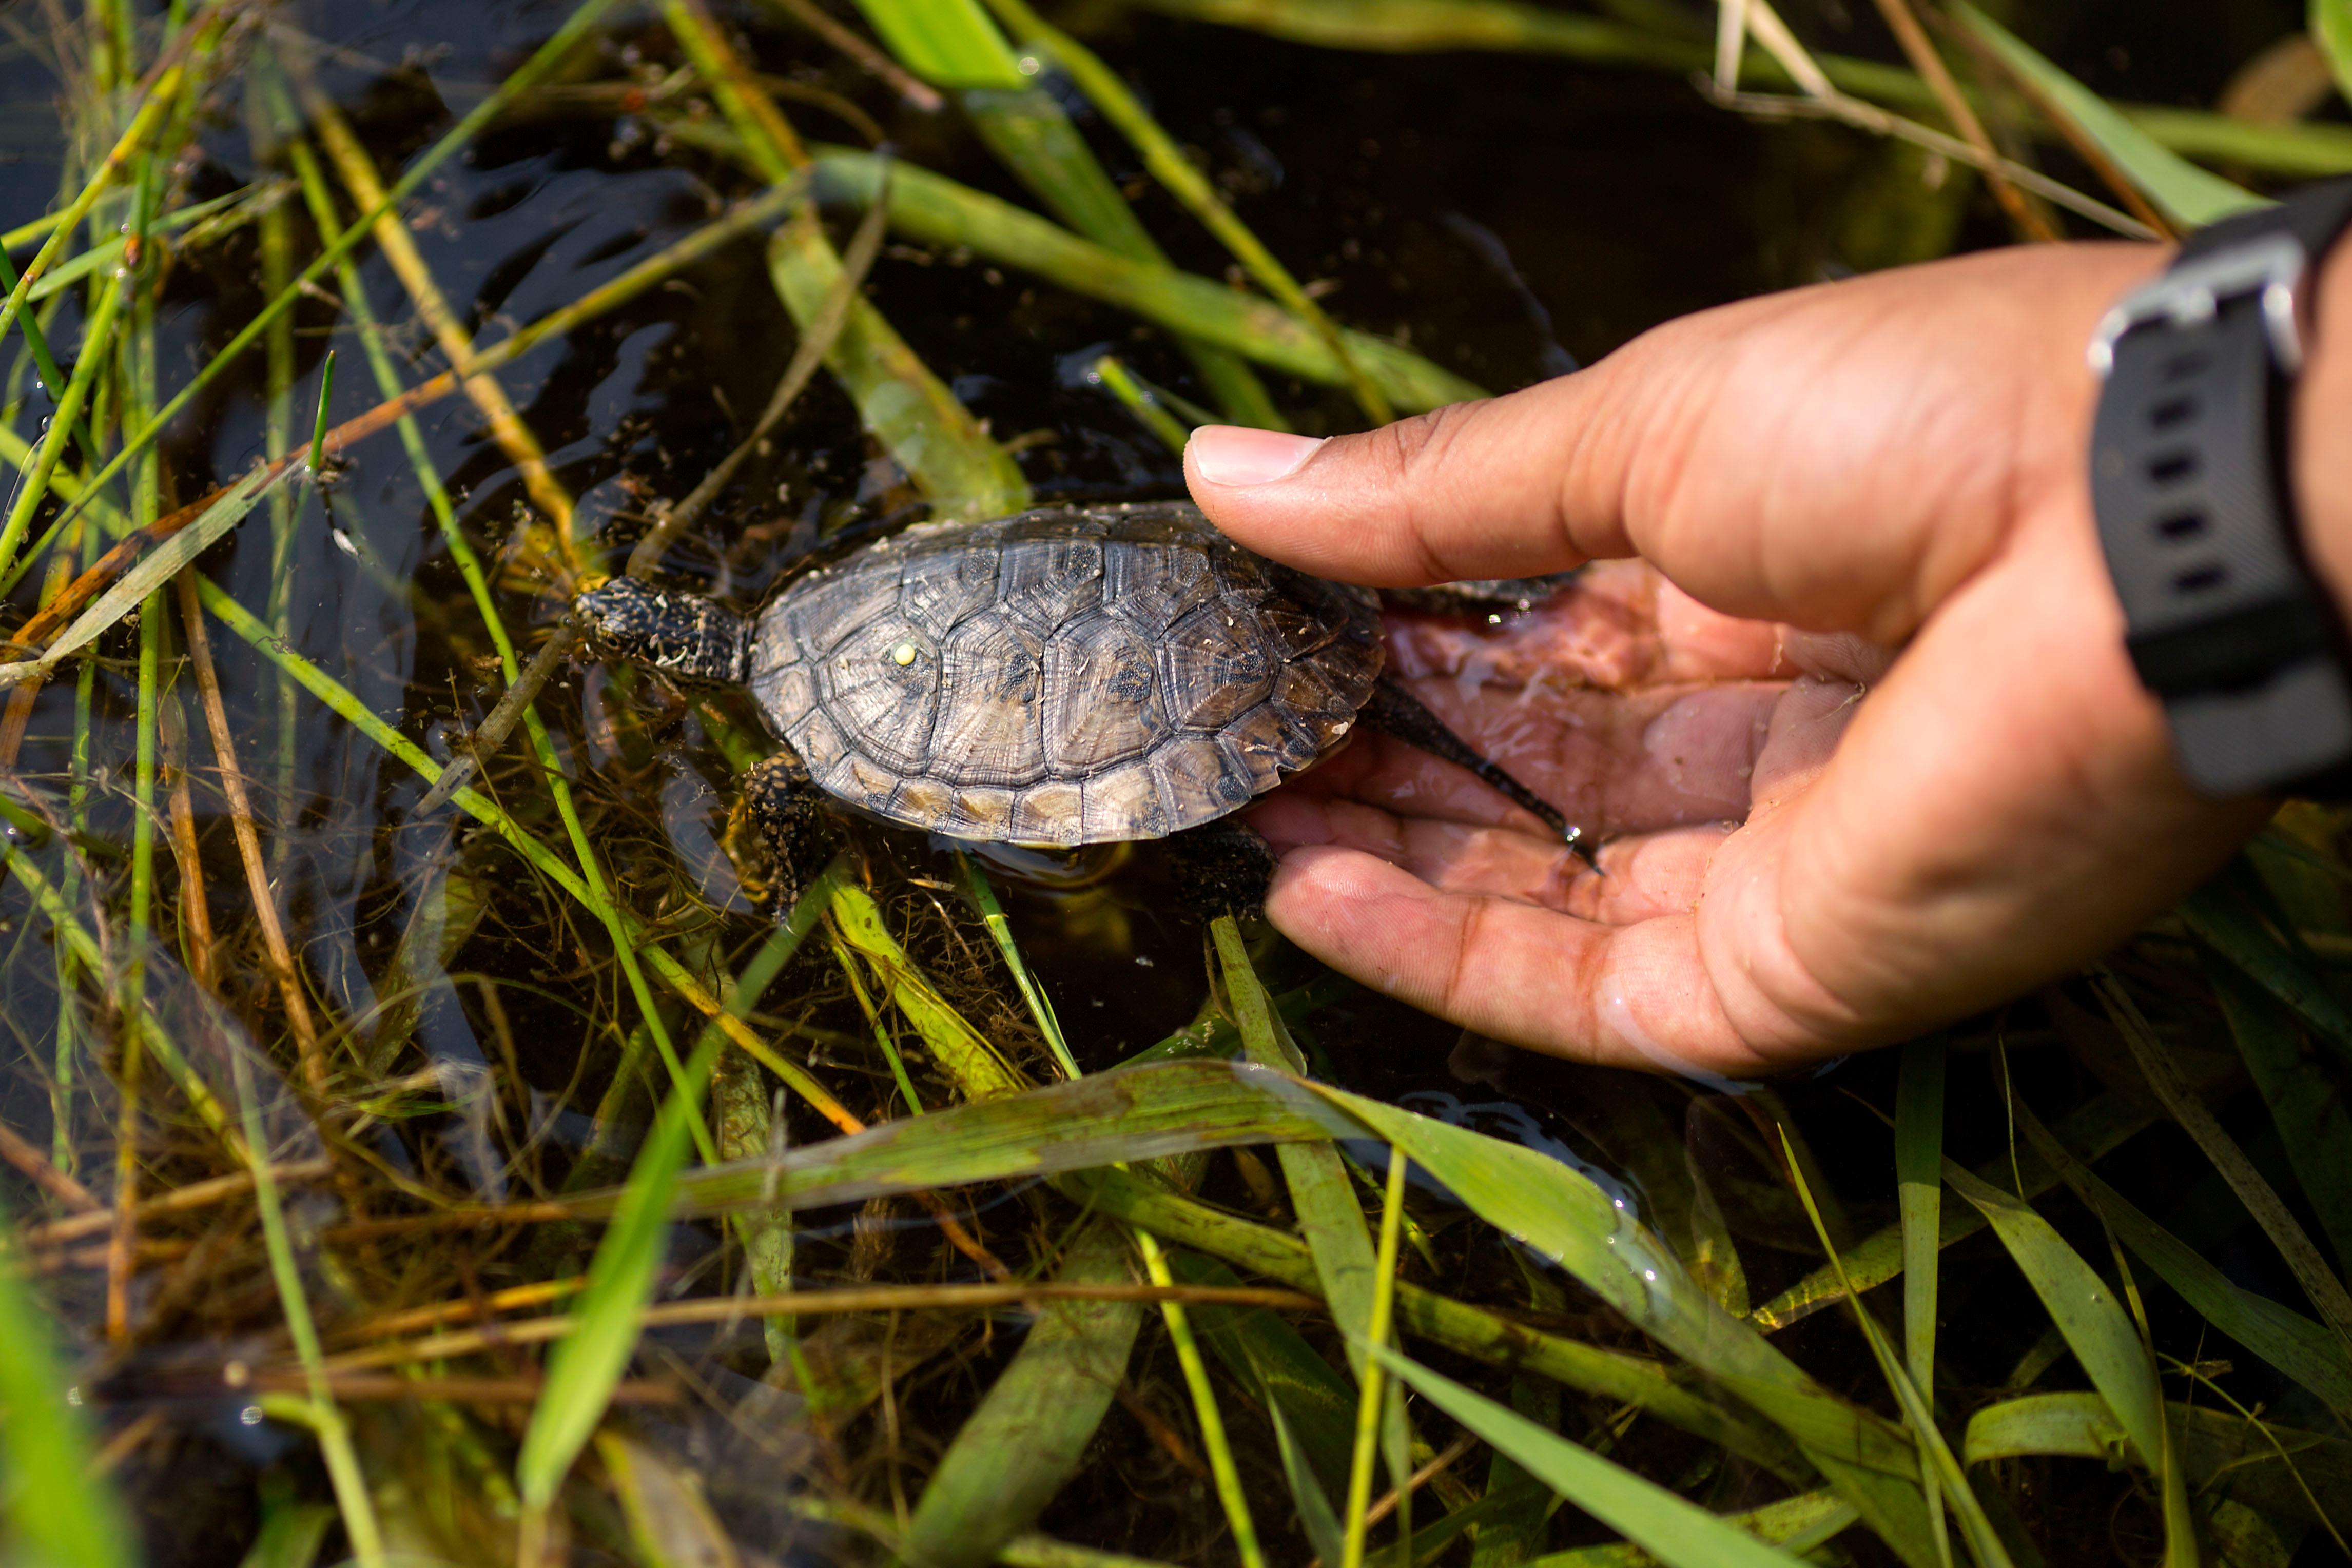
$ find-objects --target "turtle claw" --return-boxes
[737,749,837,916]
[1169,822,1279,921]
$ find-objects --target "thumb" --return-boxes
[1182,383,1624,588]
[1186,243,2161,643]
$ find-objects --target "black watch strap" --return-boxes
[2090,179,2352,796]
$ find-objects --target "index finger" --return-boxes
[1186,244,2160,644]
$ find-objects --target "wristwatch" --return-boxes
[2089,179,2352,796]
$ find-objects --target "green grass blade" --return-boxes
[1092,355,1191,456]
[1211,919,1413,1515]
[1137,1230,1268,1568]
[1271,1398,1349,1565]
[1526,1491,1858,1568]
[2320,0,2352,104]
[601,1058,1344,1219]
[986,0,1393,423]
[1337,1144,1408,1568]
[0,462,280,688]
[2094,969,2352,1354]
[1951,3,2267,226]
[765,225,1030,518]
[956,85,1282,427]
[1939,1163,2167,1473]
[1467,1375,1557,1567]
[1079,1166,1806,1477]
[1894,1038,1951,1565]
[0,269,120,587]
[2009,1093,2352,1415]
[234,1495,335,1568]
[904,1219,1145,1567]
[809,150,1485,410]
[1362,1343,1811,1568]
[1895,1039,1946,1394]
[850,0,1026,87]
[224,1048,384,1566]
[1962,1391,2121,1467]
[1751,1085,2165,1331]
[1780,1130,2008,1568]
[515,1030,726,1512]
[2206,953,2352,1277]
[1174,1250,1357,1495]
[958,849,1078,1078]
[1308,1083,1943,1568]
[829,880,1027,1099]
[0,1196,135,1568]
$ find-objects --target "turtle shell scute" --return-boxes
[752,501,1383,840]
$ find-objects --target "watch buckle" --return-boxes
[2088,231,2308,378]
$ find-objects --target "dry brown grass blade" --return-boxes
[757,0,942,110]
[0,518,89,768]
[1944,16,2174,240]
[342,1276,586,1340]
[105,1043,140,1342]
[10,175,809,654]
[672,0,812,167]
[242,1373,686,1405]
[284,62,585,579]
[0,1120,100,1212]
[411,620,581,815]
[315,1281,1323,1373]
[159,684,218,991]
[18,1159,337,1249]
[1867,0,2056,242]
[172,566,325,1090]
[624,172,891,578]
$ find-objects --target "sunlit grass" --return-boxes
[1,3,2350,1565]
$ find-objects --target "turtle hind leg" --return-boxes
[1360,677,1597,869]
[737,749,840,916]
[1169,821,1279,920]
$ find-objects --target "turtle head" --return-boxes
[574,577,752,687]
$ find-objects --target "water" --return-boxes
[0,3,2334,1564]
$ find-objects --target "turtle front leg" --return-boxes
[738,748,839,915]
[1169,821,1280,920]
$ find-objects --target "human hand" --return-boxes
[1186,244,2296,1077]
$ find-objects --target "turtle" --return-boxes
[574,500,1585,915]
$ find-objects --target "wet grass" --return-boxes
[2,2,2352,1565]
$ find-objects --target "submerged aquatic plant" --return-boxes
[0,2,2349,1565]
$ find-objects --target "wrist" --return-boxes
[2297,238,2352,614]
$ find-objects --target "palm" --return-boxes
[1209,246,2275,1074]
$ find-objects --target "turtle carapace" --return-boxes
[575,501,1584,914]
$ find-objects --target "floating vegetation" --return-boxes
[2,2,2350,1565]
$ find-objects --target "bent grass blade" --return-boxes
[1361,1343,1811,1568]
[1306,1081,1945,1568]
[1950,3,2268,227]
[903,1219,1145,1566]
[2203,949,2352,1277]
[807,150,1485,410]
[1750,1083,2170,1332]
[2009,1090,2352,1416]
[1780,1130,2008,1568]
[1939,1162,2174,1503]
